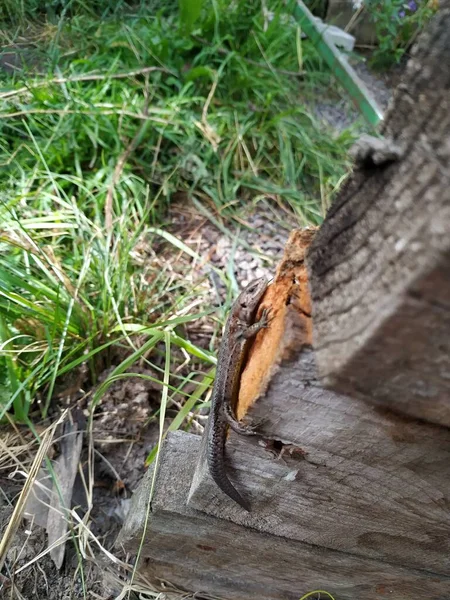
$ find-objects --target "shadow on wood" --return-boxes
[307,2,450,426]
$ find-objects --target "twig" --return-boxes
[202,76,217,122]
[0,66,171,101]
[345,4,366,33]
[0,413,65,572]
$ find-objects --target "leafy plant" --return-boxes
[365,0,438,69]
[0,187,216,422]
[179,0,204,32]
[0,0,354,422]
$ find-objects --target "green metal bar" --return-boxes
[293,1,383,128]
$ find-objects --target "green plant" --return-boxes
[1,7,352,216]
[0,191,216,422]
[366,0,438,69]
[0,0,354,423]
[0,0,160,25]
[179,0,204,32]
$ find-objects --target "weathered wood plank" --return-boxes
[118,432,450,600]
[306,4,450,426]
[189,342,450,575]
[188,223,450,575]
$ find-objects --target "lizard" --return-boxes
[206,276,270,512]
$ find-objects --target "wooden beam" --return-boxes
[188,345,450,576]
[118,431,450,600]
[118,222,450,597]
[306,4,450,426]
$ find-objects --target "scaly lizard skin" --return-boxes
[206,277,269,511]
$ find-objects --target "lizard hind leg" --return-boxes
[223,403,259,436]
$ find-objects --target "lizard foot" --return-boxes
[224,403,264,436]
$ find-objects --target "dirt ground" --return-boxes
[0,199,295,599]
[0,61,402,599]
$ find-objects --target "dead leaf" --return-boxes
[24,412,83,569]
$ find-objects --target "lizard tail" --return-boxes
[213,468,251,512]
[207,447,251,512]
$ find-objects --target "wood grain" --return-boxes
[118,432,450,600]
[306,4,450,426]
[238,228,316,419]
[189,345,450,575]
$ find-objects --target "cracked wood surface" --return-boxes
[118,431,450,600]
[306,3,450,426]
[188,347,450,577]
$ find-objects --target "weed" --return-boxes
[365,0,438,69]
[0,1,352,423]
[0,2,355,597]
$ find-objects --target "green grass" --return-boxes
[0,0,354,424]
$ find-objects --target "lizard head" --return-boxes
[236,276,269,322]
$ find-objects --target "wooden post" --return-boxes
[118,430,450,600]
[118,6,450,599]
[306,2,450,426]
[118,228,450,598]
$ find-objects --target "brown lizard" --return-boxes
[206,277,270,511]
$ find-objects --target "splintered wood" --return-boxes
[118,7,450,597]
[118,229,450,600]
[237,228,316,420]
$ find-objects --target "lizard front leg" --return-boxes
[239,308,270,340]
